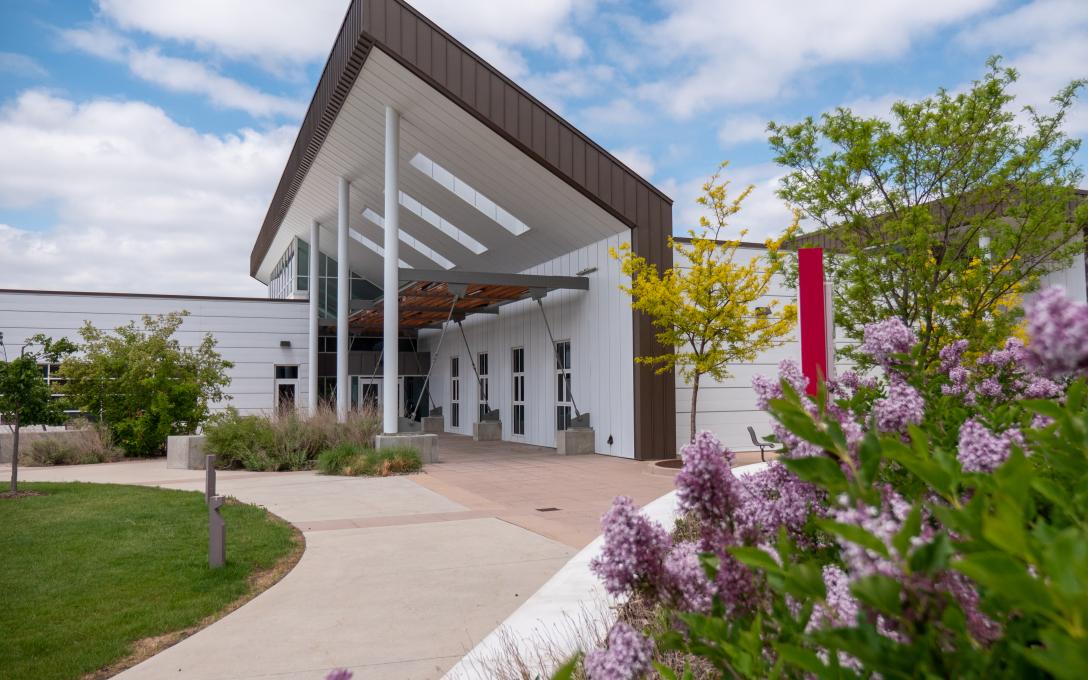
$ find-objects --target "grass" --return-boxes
[316,442,422,476]
[0,482,300,680]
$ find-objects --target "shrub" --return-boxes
[59,312,232,456]
[203,403,383,472]
[316,442,421,477]
[576,286,1088,679]
[23,424,122,466]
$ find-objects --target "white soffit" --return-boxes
[257,48,629,284]
[362,207,456,270]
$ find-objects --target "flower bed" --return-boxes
[576,287,1088,679]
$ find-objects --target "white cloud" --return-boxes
[959,0,1088,135]
[60,28,304,119]
[669,163,797,241]
[0,90,294,295]
[717,113,770,148]
[635,0,997,118]
[612,147,656,179]
[96,0,586,74]
[580,97,652,131]
[0,52,48,79]
[96,0,348,69]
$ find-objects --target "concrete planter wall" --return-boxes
[0,429,88,464]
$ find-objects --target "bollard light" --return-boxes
[208,495,226,568]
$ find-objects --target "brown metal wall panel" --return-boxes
[532,107,546,156]
[624,174,638,222]
[586,147,598,194]
[386,1,401,52]
[544,115,560,166]
[446,40,460,93]
[517,95,533,147]
[572,140,586,187]
[475,63,489,113]
[490,73,505,125]
[611,166,624,215]
[559,126,573,176]
[597,153,611,204]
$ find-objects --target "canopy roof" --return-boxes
[346,269,589,332]
[250,0,673,289]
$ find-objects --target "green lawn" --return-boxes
[0,482,299,680]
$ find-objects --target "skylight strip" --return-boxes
[349,228,411,268]
[362,208,456,270]
[409,153,530,236]
[398,191,487,255]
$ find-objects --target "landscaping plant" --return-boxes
[577,286,1088,679]
[316,442,421,477]
[612,163,798,442]
[0,334,75,493]
[770,58,1087,371]
[59,312,232,455]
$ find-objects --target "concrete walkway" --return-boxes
[4,437,688,679]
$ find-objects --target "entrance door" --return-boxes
[274,365,299,413]
[350,376,403,414]
[276,383,296,411]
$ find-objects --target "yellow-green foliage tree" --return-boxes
[612,163,799,443]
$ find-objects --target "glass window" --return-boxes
[512,347,525,436]
[478,352,489,420]
[555,341,572,431]
[450,356,460,428]
[275,365,299,380]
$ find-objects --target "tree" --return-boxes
[769,57,1087,370]
[612,163,799,443]
[59,312,233,456]
[0,335,76,493]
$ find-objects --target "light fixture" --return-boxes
[280,340,292,348]
[576,266,598,276]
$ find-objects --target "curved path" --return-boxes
[7,435,687,679]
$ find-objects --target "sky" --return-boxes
[0,0,1085,296]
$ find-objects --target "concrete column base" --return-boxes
[473,421,502,441]
[421,416,444,434]
[556,428,595,455]
[167,435,207,469]
[376,433,439,464]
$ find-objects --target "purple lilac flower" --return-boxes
[810,565,859,630]
[1025,286,1088,378]
[675,431,740,525]
[1030,413,1054,429]
[1021,376,1062,399]
[977,338,1027,368]
[831,488,912,578]
[976,377,1004,399]
[590,496,672,596]
[752,359,809,409]
[663,541,715,613]
[584,622,654,680]
[859,318,917,368]
[873,379,925,433]
[957,419,1023,473]
[939,339,969,371]
[736,462,825,548]
[325,670,353,680]
[942,571,1002,644]
[837,370,878,392]
[942,366,969,396]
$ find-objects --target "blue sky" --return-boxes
[0,0,1085,294]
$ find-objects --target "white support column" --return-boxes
[383,105,400,434]
[308,220,321,415]
[337,177,350,423]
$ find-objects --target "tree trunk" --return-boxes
[689,374,700,444]
[10,417,19,494]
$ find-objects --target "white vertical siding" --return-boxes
[421,233,636,457]
[0,291,310,415]
[1037,252,1086,303]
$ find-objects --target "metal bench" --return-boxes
[747,426,779,462]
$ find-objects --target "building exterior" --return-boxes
[251,0,675,460]
[0,290,310,415]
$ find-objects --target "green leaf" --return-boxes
[730,546,782,575]
[817,519,890,558]
[908,533,954,574]
[857,431,882,486]
[782,456,849,493]
[550,652,582,680]
[892,503,922,558]
[1019,627,1088,680]
[850,575,903,616]
[774,643,826,674]
[955,552,1055,616]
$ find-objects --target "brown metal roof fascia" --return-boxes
[249,0,673,279]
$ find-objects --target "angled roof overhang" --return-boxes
[249,0,673,285]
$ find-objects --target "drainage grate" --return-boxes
[536,507,561,512]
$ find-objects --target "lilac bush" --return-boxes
[575,288,1088,679]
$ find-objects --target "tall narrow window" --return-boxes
[450,356,461,428]
[512,347,526,436]
[555,341,572,431]
[478,352,489,420]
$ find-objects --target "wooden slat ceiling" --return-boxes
[348,280,531,332]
